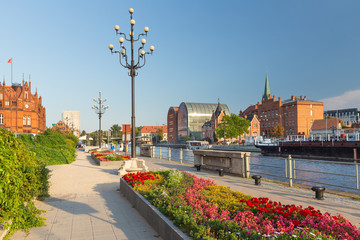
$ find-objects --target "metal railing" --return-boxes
[249,154,360,192]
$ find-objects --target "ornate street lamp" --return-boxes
[108,7,154,159]
[91,91,109,147]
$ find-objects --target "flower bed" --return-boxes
[122,170,360,240]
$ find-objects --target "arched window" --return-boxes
[27,116,31,126]
[0,114,3,125]
[23,116,26,125]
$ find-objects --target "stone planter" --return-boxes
[120,178,190,240]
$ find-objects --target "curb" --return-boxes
[120,178,190,240]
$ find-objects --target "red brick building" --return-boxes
[201,102,227,143]
[240,76,323,137]
[0,79,46,134]
[51,120,72,134]
[167,107,178,144]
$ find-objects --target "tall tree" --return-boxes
[216,113,250,139]
[110,124,122,137]
[270,124,284,138]
[80,130,86,136]
[156,128,164,140]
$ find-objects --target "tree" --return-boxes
[110,124,122,137]
[216,113,250,139]
[134,126,143,136]
[156,128,164,140]
[80,130,86,136]
[270,124,284,138]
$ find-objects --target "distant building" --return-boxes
[51,120,72,134]
[0,79,46,134]
[241,115,260,141]
[324,108,359,127]
[240,75,324,137]
[310,118,342,139]
[167,107,178,144]
[201,102,228,143]
[140,126,167,144]
[62,111,80,137]
[175,102,230,143]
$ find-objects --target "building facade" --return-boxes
[324,108,359,127]
[62,110,81,137]
[51,120,72,134]
[140,126,167,144]
[240,76,324,137]
[0,79,46,134]
[177,102,230,143]
[167,107,178,144]
[201,102,227,143]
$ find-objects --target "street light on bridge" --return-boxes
[91,91,109,147]
[108,7,154,158]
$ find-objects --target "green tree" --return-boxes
[110,124,122,137]
[80,130,86,136]
[215,113,250,139]
[135,126,143,136]
[156,128,164,140]
[270,124,284,138]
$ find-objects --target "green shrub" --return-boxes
[0,128,50,235]
[17,129,77,166]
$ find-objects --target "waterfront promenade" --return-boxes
[11,149,360,240]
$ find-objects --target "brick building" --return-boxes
[240,75,324,137]
[167,107,178,144]
[201,102,227,143]
[51,120,72,134]
[0,79,46,134]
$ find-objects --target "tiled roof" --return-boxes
[141,126,167,133]
[311,118,341,130]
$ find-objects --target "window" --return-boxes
[0,114,3,124]
[25,92,28,100]
[253,122,257,128]
[27,116,31,126]
[0,93,2,100]
[23,116,26,125]
[310,110,313,116]
[310,104,313,108]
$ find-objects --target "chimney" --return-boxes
[291,96,295,100]
[304,96,307,100]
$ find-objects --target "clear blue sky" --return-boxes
[1,1,359,132]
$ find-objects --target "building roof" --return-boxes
[180,102,230,117]
[282,95,322,105]
[311,118,342,130]
[141,126,167,134]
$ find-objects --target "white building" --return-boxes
[62,111,80,137]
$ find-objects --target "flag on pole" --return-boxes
[8,58,12,64]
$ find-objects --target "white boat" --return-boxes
[186,141,209,150]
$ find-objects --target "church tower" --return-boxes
[262,74,271,100]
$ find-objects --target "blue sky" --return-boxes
[1,1,359,132]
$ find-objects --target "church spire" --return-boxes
[262,74,271,100]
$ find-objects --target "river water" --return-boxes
[137,146,359,193]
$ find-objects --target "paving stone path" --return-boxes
[11,150,161,240]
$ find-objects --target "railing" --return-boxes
[250,154,360,192]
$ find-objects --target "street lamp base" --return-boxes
[117,158,149,176]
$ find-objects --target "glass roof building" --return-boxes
[177,102,230,143]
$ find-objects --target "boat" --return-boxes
[186,141,209,150]
[255,139,360,161]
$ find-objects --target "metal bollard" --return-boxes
[311,186,325,200]
[217,168,224,176]
[159,147,162,159]
[252,175,262,185]
[194,164,201,171]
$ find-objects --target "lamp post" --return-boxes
[109,8,154,158]
[91,91,109,148]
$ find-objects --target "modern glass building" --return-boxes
[177,102,230,143]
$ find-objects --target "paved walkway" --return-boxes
[12,150,360,240]
[11,150,161,240]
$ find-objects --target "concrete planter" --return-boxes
[120,178,190,240]
[91,155,125,167]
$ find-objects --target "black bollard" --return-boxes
[217,168,224,176]
[252,175,262,185]
[311,186,325,200]
[194,164,201,171]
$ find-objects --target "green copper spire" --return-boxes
[263,74,271,100]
